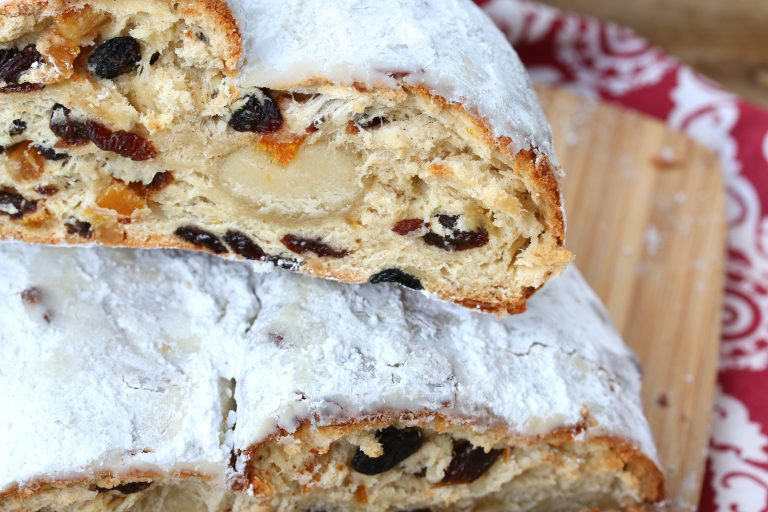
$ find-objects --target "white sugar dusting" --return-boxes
[0,244,657,491]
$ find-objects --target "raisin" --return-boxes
[280,235,349,258]
[441,439,501,484]
[0,83,44,94]
[50,104,89,144]
[9,119,26,136]
[0,48,17,69]
[224,230,267,260]
[423,228,489,251]
[229,90,283,133]
[369,269,423,290]
[85,120,157,160]
[87,37,141,79]
[0,45,41,84]
[174,226,228,254]
[35,185,59,196]
[149,51,160,65]
[351,427,423,475]
[97,482,152,494]
[0,189,37,219]
[65,218,93,239]
[437,214,458,229]
[34,145,69,160]
[392,219,425,236]
[145,171,174,191]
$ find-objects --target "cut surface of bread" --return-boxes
[0,0,571,314]
[0,244,663,511]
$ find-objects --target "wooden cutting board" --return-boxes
[536,86,726,510]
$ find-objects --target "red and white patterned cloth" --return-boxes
[476,0,768,509]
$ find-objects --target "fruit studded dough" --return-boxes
[0,243,663,511]
[0,0,571,314]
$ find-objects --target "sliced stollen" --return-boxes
[0,244,664,512]
[0,0,571,314]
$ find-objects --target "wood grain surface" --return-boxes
[537,86,726,510]
[538,0,768,107]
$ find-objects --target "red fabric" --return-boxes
[476,1,768,509]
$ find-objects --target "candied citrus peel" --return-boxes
[7,142,45,181]
[96,181,147,216]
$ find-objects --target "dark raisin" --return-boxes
[441,439,501,484]
[97,481,152,494]
[351,427,423,475]
[0,48,18,69]
[87,37,141,79]
[392,219,425,236]
[268,256,302,271]
[146,171,174,191]
[0,45,41,83]
[437,214,458,229]
[0,189,37,219]
[229,90,283,133]
[21,287,43,305]
[423,228,489,251]
[9,119,26,136]
[369,269,423,290]
[224,230,267,260]
[0,83,44,94]
[280,234,349,258]
[34,145,69,160]
[85,120,157,161]
[65,219,93,239]
[35,185,59,196]
[149,51,160,65]
[50,104,89,144]
[355,114,389,130]
[174,226,228,254]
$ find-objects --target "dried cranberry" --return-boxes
[351,427,423,475]
[35,185,59,196]
[34,145,69,160]
[50,104,89,144]
[280,234,349,258]
[174,226,228,254]
[85,120,157,161]
[97,481,152,494]
[229,90,283,133]
[369,269,423,290]
[87,37,141,79]
[224,230,267,260]
[441,439,501,484]
[9,119,26,136]
[0,45,41,84]
[65,218,93,239]
[392,219,425,236]
[0,83,44,94]
[0,189,37,219]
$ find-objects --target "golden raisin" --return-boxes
[6,141,45,181]
[55,6,108,41]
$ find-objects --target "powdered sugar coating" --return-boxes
[229,0,554,157]
[0,243,656,492]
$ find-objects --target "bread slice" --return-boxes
[0,0,571,314]
[0,244,663,511]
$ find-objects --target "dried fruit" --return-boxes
[229,90,283,133]
[97,482,152,494]
[88,37,141,79]
[50,104,89,144]
[6,142,45,181]
[35,185,59,196]
[392,219,425,236]
[351,427,423,475]
[224,230,267,260]
[9,119,26,136]
[441,439,501,484]
[422,215,489,251]
[149,52,160,65]
[369,269,423,290]
[34,145,69,161]
[0,83,44,94]
[280,235,349,258]
[145,171,174,191]
[0,45,42,84]
[0,188,37,219]
[85,120,157,161]
[259,135,305,165]
[41,33,80,78]
[65,218,93,239]
[55,5,108,41]
[174,226,228,254]
[97,182,146,216]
